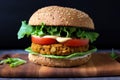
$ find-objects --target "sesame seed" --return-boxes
[57,10,60,13]
[66,21,68,24]
[63,18,66,20]
[68,16,71,18]
[67,13,71,15]
[59,16,62,18]
[71,17,74,20]
[48,8,52,10]
[45,13,49,15]
[66,10,68,12]
[60,12,63,14]
[60,19,63,22]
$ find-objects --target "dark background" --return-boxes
[0,0,120,49]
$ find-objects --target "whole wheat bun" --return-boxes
[29,6,94,29]
[28,54,91,67]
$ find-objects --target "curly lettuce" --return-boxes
[17,21,99,43]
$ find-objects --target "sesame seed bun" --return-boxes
[28,53,91,67]
[28,6,94,29]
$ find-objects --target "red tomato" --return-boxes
[62,39,89,47]
[31,36,57,45]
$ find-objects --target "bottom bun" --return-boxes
[28,54,91,67]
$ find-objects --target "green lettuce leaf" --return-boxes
[17,21,34,39]
[25,47,38,54]
[17,21,99,42]
[0,58,26,68]
[25,47,97,59]
[31,23,46,36]
[77,30,99,43]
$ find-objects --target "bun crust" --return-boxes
[28,54,91,67]
[29,6,94,29]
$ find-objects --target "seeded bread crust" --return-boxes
[28,53,91,67]
[29,6,94,29]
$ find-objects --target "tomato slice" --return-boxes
[62,39,89,47]
[31,36,57,45]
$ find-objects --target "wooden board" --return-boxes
[0,53,120,77]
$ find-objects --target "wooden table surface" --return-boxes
[0,49,120,80]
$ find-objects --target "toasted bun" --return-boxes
[28,54,91,67]
[29,6,94,29]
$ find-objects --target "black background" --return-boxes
[0,0,120,49]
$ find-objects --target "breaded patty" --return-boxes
[31,43,89,56]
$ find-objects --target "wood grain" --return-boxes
[0,53,120,77]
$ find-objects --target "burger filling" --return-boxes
[17,21,99,59]
[31,43,89,56]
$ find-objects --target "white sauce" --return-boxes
[56,37,72,43]
[41,35,72,43]
[32,35,40,38]
[43,35,58,39]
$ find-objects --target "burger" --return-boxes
[17,6,99,67]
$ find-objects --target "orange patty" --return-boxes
[31,43,89,56]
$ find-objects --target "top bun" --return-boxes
[29,6,94,29]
